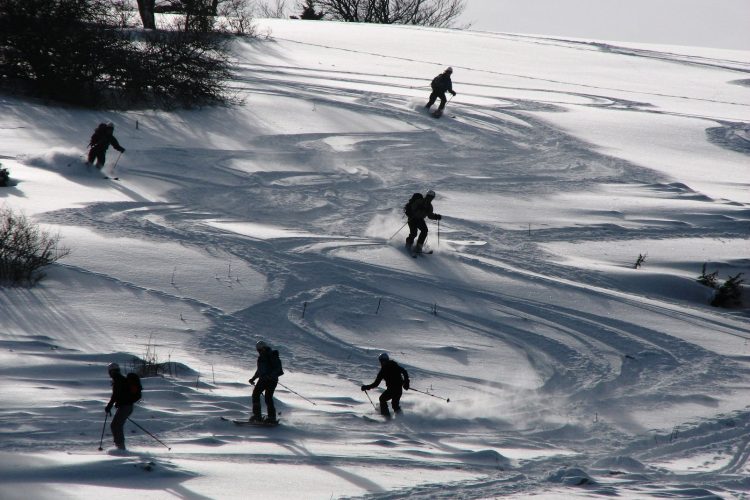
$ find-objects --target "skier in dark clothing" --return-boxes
[105,362,133,450]
[405,189,442,254]
[425,67,456,115]
[87,122,125,168]
[248,340,284,423]
[361,352,410,419]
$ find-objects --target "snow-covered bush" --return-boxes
[697,264,744,308]
[0,164,9,187]
[0,206,70,285]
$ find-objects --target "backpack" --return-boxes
[126,372,143,403]
[272,350,285,377]
[404,192,423,217]
[89,123,108,147]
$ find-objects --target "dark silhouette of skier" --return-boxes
[425,67,456,115]
[87,122,125,168]
[404,190,442,254]
[248,340,284,423]
[105,362,134,450]
[361,352,410,419]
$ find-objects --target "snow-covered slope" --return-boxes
[1,19,749,499]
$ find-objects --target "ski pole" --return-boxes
[410,387,450,403]
[111,151,123,172]
[278,381,317,406]
[127,418,171,450]
[363,389,378,411]
[437,219,440,249]
[386,221,408,242]
[98,412,109,450]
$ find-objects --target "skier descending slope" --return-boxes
[361,353,410,419]
[404,190,442,256]
[105,362,139,450]
[87,122,125,168]
[425,67,456,118]
[248,340,284,423]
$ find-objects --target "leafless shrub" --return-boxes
[634,253,646,269]
[0,206,70,285]
[217,0,257,35]
[697,263,719,288]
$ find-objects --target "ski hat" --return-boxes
[256,340,268,351]
[445,67,453,74]
[378,352,389,363]
[107,362,120,373]
[426,189,436,198]
[106,122,114,129]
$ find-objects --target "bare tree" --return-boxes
[217,0,256,34]
[317,0,465,27]
[255,0,290,18]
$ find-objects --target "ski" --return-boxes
[405,245,433,258]
[220,416,280,427]
[362,415,386,423]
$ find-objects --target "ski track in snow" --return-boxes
[1,20,749,499]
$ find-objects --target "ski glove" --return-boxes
[105,404,112,415]
[435,214,442,220]
[403,380,410,390]
[450,90,456,96]
[248,378,256,385]
[361,385,369,391]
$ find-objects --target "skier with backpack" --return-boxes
[104,362,141,450]
[425,67,456,117]
[361,352,410,419]
[87,122,125,168]
[248,340,284,423]
[404,189,442,255]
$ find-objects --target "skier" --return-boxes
[87,122,125,168]
[404,189,442,254]
[248,340,284,423]
[425,67,456,117]
[361,352,410,419]
[105,362,134,450]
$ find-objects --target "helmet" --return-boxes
[378,352,389,363]
[445,67,453,74]
[426,189,435,198]
[256,340,268,351]
[107,362,120,373]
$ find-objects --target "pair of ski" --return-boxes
[220,416,280,427]
[85,162,119,181]
[406,245,433,258]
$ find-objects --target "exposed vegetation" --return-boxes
[0,206,70,285]
[0,0,235,108]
